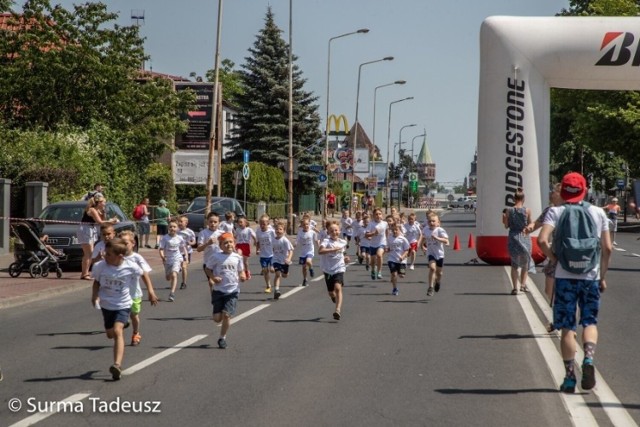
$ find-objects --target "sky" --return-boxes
[49,0,570,185]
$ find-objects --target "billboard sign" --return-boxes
[173,150,218,185]
[175,82,214,150]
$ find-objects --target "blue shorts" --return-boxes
[553,278,600,331]
[260,256,273,269]
[273,262,290,274]
[298,255,313,265]
[360,246,370,256]
[387,261,406,276]
[101,307,131,330]
[369,246,385,256]
[428,255,444,268]
[211,290,238,316]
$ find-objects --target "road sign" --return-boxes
[318,173,327,183]
[410,181,418,192]
[309,165,324,173]
[243,150,250,164]
[617,178,625,190]
[242,163,250,180]
[342,181,351,193]
[409,172,418,182]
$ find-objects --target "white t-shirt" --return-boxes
[256,227,276,258]
[159,234,187,264]
[177,228,196,254]
[296,229,317,258]
[272,235,294,264]
[198,228,222,265]
[92,240,106,260]
[236,226,256,245]
[218,221,235,234]
[92,259,142,310]
[422,226,448,259]
[388,235,410,264]
[365,220,389,247]
[357,224,370,248]
[543,204,608,280]
[403,222,422,244]
[205,251,244,294]
[320,237,348,275]
[341,216,354,237]
[124,253,151,299]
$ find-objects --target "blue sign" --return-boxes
[617,178,625,190]
[318,173,327,183]
[243,150,250,164]
[309,165,324,173]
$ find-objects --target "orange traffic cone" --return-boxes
[453,234,461,251]
[468,233,475,249]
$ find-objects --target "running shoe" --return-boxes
[365,264,370,271]
[168,292,175,302]
[264,286,272,294]
[309,268,315,278]
[377,272,382,279]
[409,264,415,270]
[434,281,441,292]
[581,359,596,390]
[427,287,434,296]
[302,279,308,287]
[180,282,187,290]
[392,288,399,296]
[246,271,252,280]
[274,289,281,300]
[131,333,141,346]
[333,311,341,320]
[560,376,576,393]
[109,364,122,381]
[217,338,227,349]
[371,269,376,280]
[358,255,363,264]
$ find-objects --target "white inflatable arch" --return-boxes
[477,16,640,264]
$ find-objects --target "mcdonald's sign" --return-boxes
[327,114,350,136]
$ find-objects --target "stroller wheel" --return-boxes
[56,268,63,279]
[8,262,22,278]
[29,263,42,278]
[41,269,49,278]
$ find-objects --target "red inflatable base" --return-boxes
[476,235,546,265]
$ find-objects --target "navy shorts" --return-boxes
[324,272,344,292]
[211,290,239,316]
[101,307,131,330]
[369,246,385,256]
[298,255,312,265]
[553,278,600,331]
[387,261,406,276]
[428,255,444,268]
[273,262,290,274]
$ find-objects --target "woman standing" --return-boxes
[154,199,171,249]
[78,194,118,280]
[502,188,534,295]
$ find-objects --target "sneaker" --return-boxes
[168,292,175,302]
[180,282,187,290]
[358,255,363,264]
[392,288,399,296]
[333,311,341,320]
[371,270,376,280]
[131,333,141,346]
[109,364,122,381]
[409,264,415,270]
[144,245,152,249]
[434,282,441,292]
[560,376,576,393]
[365,264,370,271]
[377,272,382,279]
[581,360,596,390]
[309,268,315,278]
[302,279,308,287]
[274,289,281,300]
[264,286,272,294]
[217,337,227,349]
[246,271,252,280]
[154,244,159,249]
[427,287,434,296]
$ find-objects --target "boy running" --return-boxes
[364,208,389,280]
[296,218,317,286]
[91,223,116,264]
[255,214,276,294]
[403,212,422,270]
[177,216,196,290]
[197,212,222,291]
[419,212,449,296]
[387,223,410,296]
[357,213,371,270]
[159,219,188,302]
[318,221,349,320]
[235,217,257,280]
[272,222,294,300]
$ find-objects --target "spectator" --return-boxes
[82,183,104,201]
[604,196,621,245]
[502,188,534,295]
[78,194,118,280]
[154,199,171,249]
[327,191,336,217]
[135,198,152,249]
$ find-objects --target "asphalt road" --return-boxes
[1,211,639,427]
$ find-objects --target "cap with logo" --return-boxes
[560,172,586,203]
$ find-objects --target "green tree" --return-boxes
[227,7,322,191]
[205,58,244,106]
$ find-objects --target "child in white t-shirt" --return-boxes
[159,219,188,302]
[419,212,449,296]
[197,212,222,291]
[91,223,116,264]
[255,214,276,294]
[177,216,197,290]
[272,222,294,300]
[402,212,422,270]
[296,218,317,287]
[386,223,410,296]
[319,221,349,321]
[235,217,257,280]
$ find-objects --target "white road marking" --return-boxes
[9,393,92,427]
[279,285,306,300]
[507,267,637,427]
[124,334,209,375]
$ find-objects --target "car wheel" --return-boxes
[8,262,21,278]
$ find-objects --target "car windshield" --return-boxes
[187,198,237,214]
[39,205,84,223]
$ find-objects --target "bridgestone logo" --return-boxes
[504,77,525,206]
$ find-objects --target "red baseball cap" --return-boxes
[560,172,586,203]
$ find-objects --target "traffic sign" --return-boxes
[410,181,418,191]
[617,178,625,190]
[409,172,418,182]
[243,150,250,164]
[342,181,351,193]
[242,163,250,180]
[318,173,327,183]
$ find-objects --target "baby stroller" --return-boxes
[9,220,64,278]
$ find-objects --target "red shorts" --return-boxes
[236,243,251,257]
[410,242,418,252]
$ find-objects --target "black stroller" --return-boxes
[9,220,64,278]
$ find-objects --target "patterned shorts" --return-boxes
[552,278,600,331]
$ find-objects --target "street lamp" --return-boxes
[323,28,369,221]
[385,97,414,213]
[351,56,394,211]
[288,0,293,234]
[396,124,416,209]
[407,131,426,207]
[370,80,405,188]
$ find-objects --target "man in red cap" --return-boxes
[538,172,612,393]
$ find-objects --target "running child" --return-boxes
[295,218,317,286]
[340,209,354,250]
[357,213,371,270]
[403,212,422,270]
[353,211,363,263]
[219,211,236,234]
[91,238,144,380]
[318,221,349,320]
[386,223,410,296]
[272,221,294,300]
[205,232,246,349]
[177,215,196,290]
[235,217,257,280]
[364,208,389,280]
[91,223,116,264]
[255,214,276,293]
[159,219,188,302]
[419,212,449,296]
[119,230,159,346]
[197,212,222,291]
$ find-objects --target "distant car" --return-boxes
[181,197,246,233]
[27,201,138,266]
[449,197,476,210]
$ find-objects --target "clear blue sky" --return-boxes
[52,0,570,184]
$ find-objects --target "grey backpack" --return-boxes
[552,203,600,274]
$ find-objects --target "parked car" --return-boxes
[449,197,476,210]
[181,196,246,233]
[23,201,138,266]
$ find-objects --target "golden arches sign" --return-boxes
[327,114,349,136]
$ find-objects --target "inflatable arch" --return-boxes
[477,16,640,265]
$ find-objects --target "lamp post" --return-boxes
[385,97,414,213]
[407,131,425,207]
[371,80,405,190]
[323,28,369,221]
[288,0,293,234]
[396,124,416,209]
[351,56,394,211]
